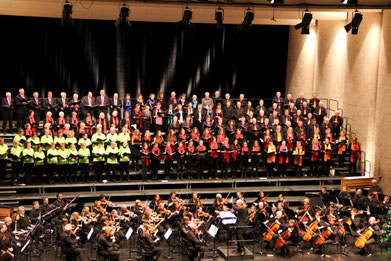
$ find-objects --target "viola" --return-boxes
[262,220,281,242]
[249,212,256,223]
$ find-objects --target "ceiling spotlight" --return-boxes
[345,12,363,34]
[62,0,73,26]
[182,7,193,27]
[215,8,224,29]
[243,8,254,27]
[341,0,357,4]
[116,3,131,27]
[294,12,312,34]
[268,0,284,3]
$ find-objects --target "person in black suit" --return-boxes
[30,92,42,123]
[57,92,69,119]
[42,91,57,116]
[15,88,29,130]
[81,92,95,120]
[2,92,14,133]
[232,199,248,256]
[194,104,206,130]
[313,101,327,125]
[186,223,205,261]
[98,228,121,261]
[96,90,110,118]
[60,224,88,261]
[110,93,122,118]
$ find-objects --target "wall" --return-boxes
[286,11,391,193]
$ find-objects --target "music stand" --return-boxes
[164,228,174,260]
[126,227,134,260]
[208,224,219,259]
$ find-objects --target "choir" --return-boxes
[0,89,361,185]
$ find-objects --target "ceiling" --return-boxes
[0,0,387,25]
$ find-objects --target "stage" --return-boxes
[29,239,390,260]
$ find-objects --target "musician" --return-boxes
[2,92,14,134]
[29,201,41,225]
[15,88,29,130]
[293,141,304,177]
[81,92,95,120]
[196,140,207,179]
[0,231,14,261]
[381,196,391,210]
[1,221,21,260]
[352,189,368,205]
[336,131,347,167]
[95,90,110,117]
[106,141,119,182]
[53,193,66,208]
[110,93,122,115]
[320,186,331,207]
[277,219,301,258]
[314,217,339,257]
[140,223,162,261]
[189,192,203,212]
[186,223,205,261]
[338,186,352,200]
[368,179,383,195]
[97,227,121,261]
[16,206,33,231]
[244,205,260,240]
[356,216,382,257]
[40,197,52,217]
[61,224,88,261]
[232,199,248,256]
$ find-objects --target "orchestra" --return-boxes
[0,180,387,260]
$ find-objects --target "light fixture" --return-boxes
[242,8,254,27]
[62,0,73,26]
[116,2,131,27]
[268,0,284,3]
[294,12,312,34]
[215,8,224,29]
[341,0,358,4]
[345,12,363,34]
[182,7,193,27]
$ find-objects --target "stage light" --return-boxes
[294,12,312,35]
[62,0,73,26]
[116,3,131,27]
[242,8,254,27]
[345,12,363,34]
[182,7,193,27]
[341,0,357,4]
[215,8,224,29]
[268,0,284,3]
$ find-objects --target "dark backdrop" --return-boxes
[0,15,289,99]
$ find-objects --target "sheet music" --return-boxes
[208,224,218,238]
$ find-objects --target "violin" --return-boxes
[249,212,257,223]
[355,220,380,249]
[262,220,281,242]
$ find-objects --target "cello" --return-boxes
[262,220,281,242]
[355,220,380,249]
[275,227,293,249]
[315,227,334,246]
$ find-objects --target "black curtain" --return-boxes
[0,15,289,99]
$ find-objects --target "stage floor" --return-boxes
[30,242,390,261]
